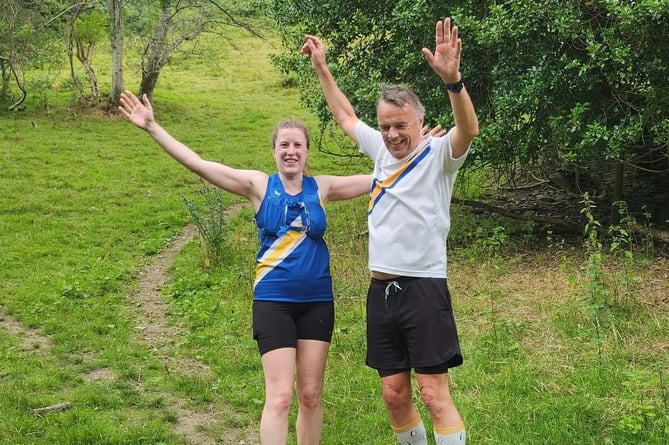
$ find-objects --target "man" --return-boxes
[301,17,478,445]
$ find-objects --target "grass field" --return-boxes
[1,22,668,445]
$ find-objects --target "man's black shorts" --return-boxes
[366,277,463,373]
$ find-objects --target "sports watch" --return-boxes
[445,78,464,93]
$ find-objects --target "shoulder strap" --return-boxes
[302,175,318,194]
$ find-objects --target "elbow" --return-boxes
[458,123,479,142]
[465,118,480,139]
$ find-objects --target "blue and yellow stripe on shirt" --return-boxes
[254,215,306,288]
[368,144,432,214]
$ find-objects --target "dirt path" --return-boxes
[132,223,222,444]
[133,223,212,377]
[130,206,257,444]
[1,207,257,444]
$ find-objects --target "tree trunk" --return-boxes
[139,71,160,102]
[1,59,10,101]
[76,40,100,99]
[610,162,624,226]
[0,55,27,111]
[67,4,86,98]
[108,0,124,107]
[139,0,172,100]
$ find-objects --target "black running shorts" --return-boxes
[252,300,334,356]
[366,277,463,374]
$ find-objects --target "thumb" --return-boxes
[421,48,434,66]
[142,94,153,110]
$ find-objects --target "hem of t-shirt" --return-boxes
[368,265,447,279]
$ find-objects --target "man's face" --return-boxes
[377,100,424,159]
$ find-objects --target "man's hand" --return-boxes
[421,17,462,84]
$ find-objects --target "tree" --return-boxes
[130,0,264,100]
[68,5,107,101]
[108,0,124,107]
[268,0,669,230]
[0,0,84,110]
[0,1,50,110]
[456,0,669,227]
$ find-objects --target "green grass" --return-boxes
[1,21,668,445]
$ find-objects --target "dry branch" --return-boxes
[454,198,584,233]
[31,401,72,416]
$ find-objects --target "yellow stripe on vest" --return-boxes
[254,228,305,288]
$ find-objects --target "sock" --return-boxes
[393,416,428,445]
[434,422,466,445]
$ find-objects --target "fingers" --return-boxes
[118,91,134,116]
[436,17,458,46]
[430,125,446,137]
[436,18,445,44]
[118,90,149,121]
[301,35,323,56]
[420,124,446,138]
[451,24,459,45]
[300,42,310,55]
[300,36,313,55]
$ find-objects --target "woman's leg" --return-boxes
[295,339,330,445]
[260,347,296,445]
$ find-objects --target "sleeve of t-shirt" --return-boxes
[355,120,384,159]
[434,128,470,175]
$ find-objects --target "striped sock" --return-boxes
[393,416,428,445]
[434,422,466,444]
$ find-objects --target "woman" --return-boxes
[119,90,371,445]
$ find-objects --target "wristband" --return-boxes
[445,78,464,94]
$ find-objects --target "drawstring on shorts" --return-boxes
[384,281,402,304]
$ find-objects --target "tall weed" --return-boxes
[182,183,228,268]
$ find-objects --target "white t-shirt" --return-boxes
[356,120,469,278]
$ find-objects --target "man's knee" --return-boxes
[382,380,412,409]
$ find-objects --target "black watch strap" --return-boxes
[445,78,464,94]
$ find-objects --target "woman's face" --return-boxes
[273,127,309,176]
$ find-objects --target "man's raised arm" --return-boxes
[422,18,479,158]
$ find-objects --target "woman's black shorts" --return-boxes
[252,300,334,356]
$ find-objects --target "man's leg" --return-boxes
[382,371,428,445]
[415,372,465,445]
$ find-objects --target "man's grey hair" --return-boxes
[377,85,425,117]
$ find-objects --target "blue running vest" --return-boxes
[253,174,333,302]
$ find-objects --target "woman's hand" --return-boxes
[118,91,155,131]
[421,124,446,138]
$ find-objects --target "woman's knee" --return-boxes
[266,389,293,415]
[297,386,323,411]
